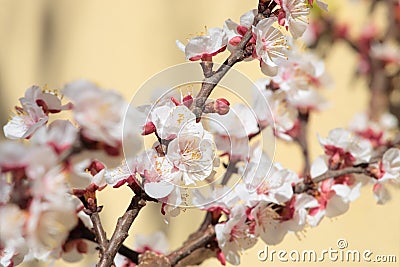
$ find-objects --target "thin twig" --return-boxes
[198,212,213,232]
[294,111,310,177]
[79,193,108,254]
[294,132,400,193]
[221,160,239,185]
[191,48,250,118]
[89,211,108,254]
[314,166,367,183]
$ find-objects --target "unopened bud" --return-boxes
[268,80,280,91]
[216,249,226,266]
[182,95,193,108]
[214,98,230,115]
[142,121,156,135]
[88,160,106,175]
[170,97,180,106]
[334,23,349,39]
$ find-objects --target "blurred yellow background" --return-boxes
[0,0,399,266]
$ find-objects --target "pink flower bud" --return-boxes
[142,121,156,135]
[269,80,280,91]
[214,98,230,115]
[171,97,181,106]
[216,249,226,266]
[88,160,105,175]
[334,23,349,39]
[182,95,193,108]
[285,120,300,138]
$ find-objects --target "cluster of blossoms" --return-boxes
[0,80,228,265]
[105,92,228,219]
[176,1,332,143]
[0,142,78,266]
[253,45,330,141]
[177,0,327,76]
[193,126,400,265]
[1,0,400,267]
[0,82,160,266]
[302,1,400,77]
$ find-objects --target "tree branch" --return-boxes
[78,192,108,255]
[95,4,276,264]
[191,46,250,118]
[166,225,216,267]
[67,219,140,264]
[221,160,239,185]
[293,166,368,193]
[88,210,108,254]
[294,133,400,194]
[97,194,147,267]
[294,110,311,177]
[191,2,277,118]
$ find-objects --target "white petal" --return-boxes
[175,40,186,52]
[310,155,328,178]
[144,181,174,199]
[261,61,279,76]
[223,19,240,40]
[3,116,29,139]
[325,194,349,217]
[316,0,328,11]
[288,19,308,39]
[383,148,400,176]
[373,183,391,205]
[240,9,257,27]
[307,209,325,227]
[259,222,287,245]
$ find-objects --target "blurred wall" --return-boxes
[0,0,399,266]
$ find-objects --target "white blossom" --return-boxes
[207,103,259,160]
[31,120,78,154]
[68,159,107,190]
[372,148,400,204]
[3,103,48,139]
[254,17,288,76]
[215,206,257,265]
[252,194,318,245]
[370,42,400,65]
[176,27,227,61]
[243,147,300,205]
[150,104,199,140]
[19,85,70,113]
[63,80,133,148]
[318,128,372,165]
[193,185,241,213]
[133,232,169,254]
[253,84,298,140]
[349,112,398,147]
[0,204,27,267]
[0,141,31,172]
[224,10,257,53]
[25,198,77,260]
[277,0,310,39]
